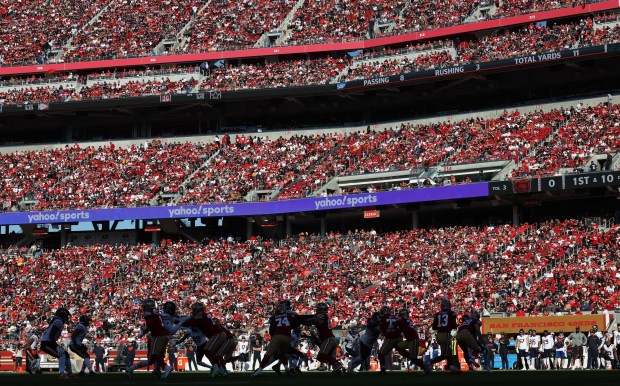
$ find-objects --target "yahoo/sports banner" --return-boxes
[336,43,620,91]
[0,183,489,225]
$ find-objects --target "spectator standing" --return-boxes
[498,333,509,370]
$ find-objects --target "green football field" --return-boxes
[0,371,617,386]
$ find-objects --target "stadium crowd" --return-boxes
[0,220,617,353]
[0,0,609,65]
[177,0,296,53]
[0,101,618,211]
[2,19,620,105]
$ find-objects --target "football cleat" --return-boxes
[251,368,263,377]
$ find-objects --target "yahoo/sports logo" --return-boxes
[314,194,378,210]
[167,205,235,218]
[27,211,91,223]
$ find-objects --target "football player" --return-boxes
[516,328,529,370]
[528,329,540,370]
[214,318,239,374]
[455,312,489,371]
[395,309,428,373]
[69,315,96,376]
[541,330,555,370]
[177,326,212,370]
[308,302,343,374]
[251,302,297,377]
[182,302,228,377]
[377,306,402,374]
[429,299,458,370]
[348,312,381,372]
[24,328,41,374]
[126,299,187,380]
[40,307,74,379]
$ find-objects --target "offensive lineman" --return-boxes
[126,299,187,379]
[251,302,297,376]
[308,302,343,374]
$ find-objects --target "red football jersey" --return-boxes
[269,312,295,337]
[380,314,401,339]
[397,318,419,342]
[183,314,222,337]
[312,313,334,342]
[144,311,169,338]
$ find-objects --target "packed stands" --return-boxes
[197,57,344,91]
[177,0,296,53]
[0,99,618,210]
[0,141,219,212]
[512,102,620,177]
[1,220,617,343]
[2,19,619,105]
[0,0,613,65]
[284,0,408,45]
[62,0,201,61]
[0,0,108,65]
[179,134,341,203]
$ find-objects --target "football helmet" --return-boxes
[461,314,471,321]
[142,298,156,312]
[379,306,391,316]
[398,308,409,319]
[441,298,451,311]
[279,300,292,311]
[55,307,71,323]
[315,302,328,314]
[275,303,286,314]
[471,310,480,320]
[163,301,177,315]
[79,315,91,326]
[191,302,206,316]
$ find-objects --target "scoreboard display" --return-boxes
[488,171,620,195]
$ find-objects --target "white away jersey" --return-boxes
[517,334,528,350]
[542,335,554,350]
